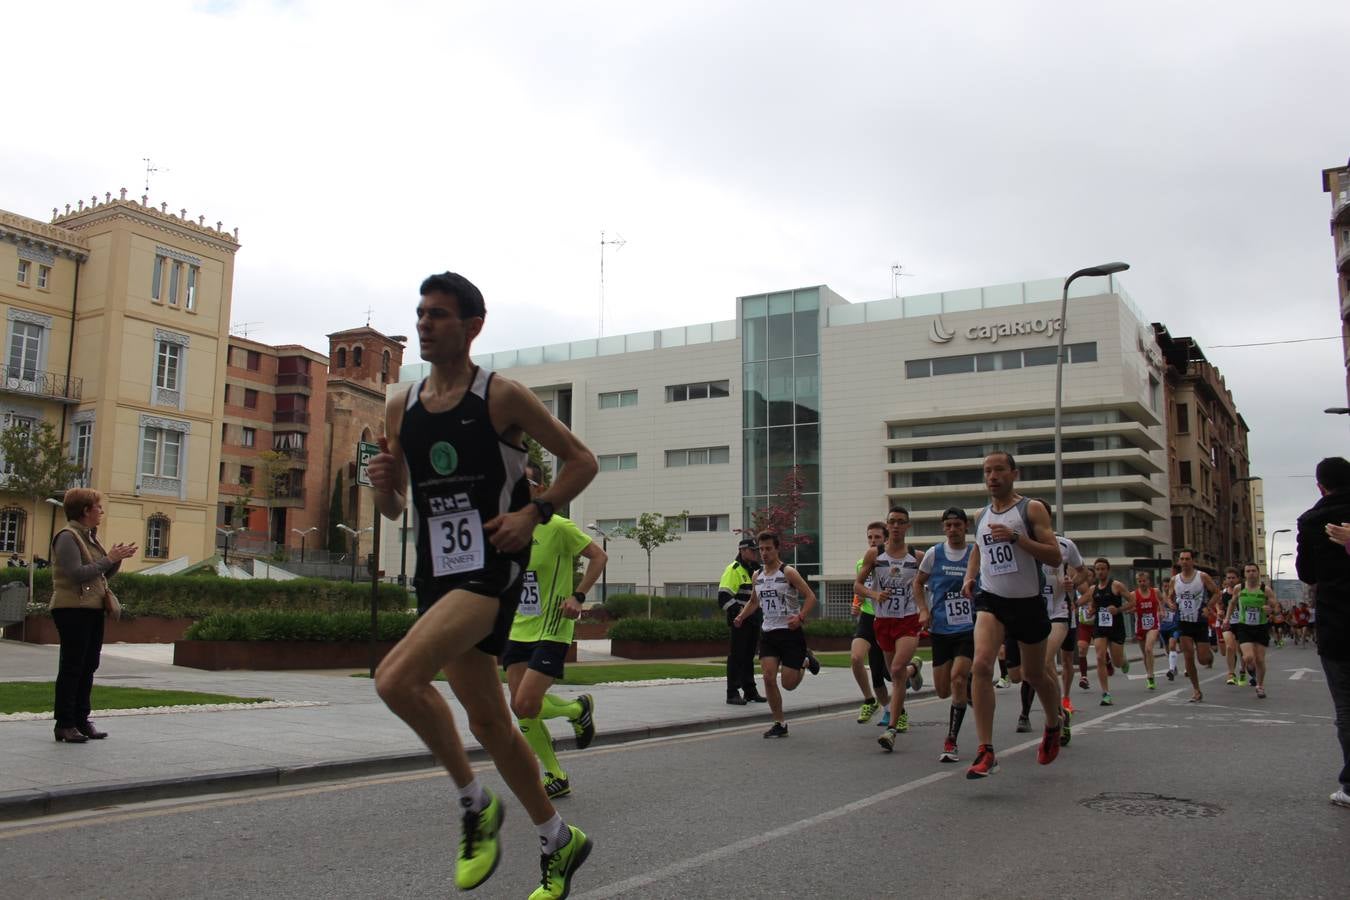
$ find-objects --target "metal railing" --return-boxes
[276,372,312,388]
[0,366,82,402]
[273,409,309,424]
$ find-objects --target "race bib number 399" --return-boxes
[429,509,485,577]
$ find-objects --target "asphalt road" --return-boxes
[3,660,1347,899]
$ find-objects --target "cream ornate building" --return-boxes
[0,191,238,570]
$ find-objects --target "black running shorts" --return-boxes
[930,630,975,667]
[414,557,524,657]
[976,590,1051,646]
[1177,620,1209,643]
[854,611,878,645]
[500,639,570,678]
[759,627,809,670]
[1232,623,1271,647]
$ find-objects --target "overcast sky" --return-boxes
[6,1,1348,559]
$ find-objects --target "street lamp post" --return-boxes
[1268,528,1290,579]
[290,526,318,564]
[1054,262,1130,534]
[586,524,611,604]
[216,526,237,566]
[337,524,373,583]
[1275,551,1293,582]
[1228,476,1261,570]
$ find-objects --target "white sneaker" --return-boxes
[1331,789,1350,809]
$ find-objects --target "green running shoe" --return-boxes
[895,711,910,733]
[857,698,879,723]
[1100,693,1114,706]
[1146,677,1156,690]
[1060,708,1072,746]
[570,694,596,750]
[455,789,504,891]
[1120,660,1130,674]
[878,727,897,753]
[529,825,593,900]
[544,773,571,799]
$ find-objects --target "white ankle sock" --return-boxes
[457,778,487,813]
[537,813,571,854]
[1168,650,1178,670]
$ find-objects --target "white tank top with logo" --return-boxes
[1172,572,1207,623]
[755,566,800,631]
[1041,535,1082,620]
[873,548,919,619]
[974,498,1043,599]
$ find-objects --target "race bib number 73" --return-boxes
[429,509,485,577]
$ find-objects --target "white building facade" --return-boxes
[383,277,1170,616]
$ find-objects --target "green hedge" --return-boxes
[609,617,856,642]
[603,593,719,621]
[3,569,410,618]
[185,610,419,642]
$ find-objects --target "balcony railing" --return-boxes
[1333,188,1350,225]
[1338,239,1350,271]
[0,366,82,403]
[276,372,312,388]
[273,409,309,424]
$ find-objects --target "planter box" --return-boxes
[175,639,578,671]
[610,634,854,660]
[3,614,196,645]
[572,621,610,640]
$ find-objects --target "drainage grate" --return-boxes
[1078,792,1222,819]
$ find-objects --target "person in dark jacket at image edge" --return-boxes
[1295,456,1350,809]
[719,538,764,704]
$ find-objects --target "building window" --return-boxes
[665,446,731,467]
[219,461,225,481]
[185,265,198,310]
[7,321,42,381]
[1176,403,1190,434]
[382,349,391,383]
[246,350,261,371]
[241,427,256,448]
[244,388,258,409]
[16,260,29,285]
[72,420,93,476]
[145,515,170,559]
[684,514,730,533]
[155,342,182,391]
[598,453,637,471]
[151,254,165,300]
[665,582,720,598]
[37,265,50,289]
[594,518,636,533]
[598,389,637,409]
[1179,460,1192,486]
[353,346,363,367]
[336,347,346,368]
[167,261,182,305]
[1149,375,1160,412]
[666,380,730,402]
[1,413,34,475]
[239,465,254,485]
[141,428,183,479]
[0,507,25,553]
[905,343,1098,379]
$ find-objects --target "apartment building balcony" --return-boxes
[273,409,309,426]
[0,367,82,404]
[1333,187,1350,227]
[275,371,313,393]
[1338,239,1350,272]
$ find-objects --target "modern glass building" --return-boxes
[385,276,1171,614]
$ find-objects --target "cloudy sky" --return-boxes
[6,1,1347,557]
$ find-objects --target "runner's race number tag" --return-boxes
[945,594,973,627]
[518,571,541,617]
[1097,609,1114,627]
[1244,607,1261,626]
[429,509,485,577]
[982,534,1019,577]
[1140,613,1156,630]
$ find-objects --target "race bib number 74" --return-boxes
[429,509,485,577]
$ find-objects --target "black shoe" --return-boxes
[54,726,88,743]
[726,695,748,706]
[744,692,768,703]
[76,721,108,740]
[763,722,789,738]
[570,694,596,750]
[805,651,821,676]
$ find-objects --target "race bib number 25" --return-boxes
[429,509,485,577]
[518,572,541,617]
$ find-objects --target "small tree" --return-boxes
[736,466,812,554]
[328,471,345,553]
[619,510,688,618]
[523,436,553,486]
[255,449,290,546]
[0,420,88,605]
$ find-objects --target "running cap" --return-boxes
[737,537,758,550]
[940,506,969,523]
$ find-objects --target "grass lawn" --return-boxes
[814,648,933,668]
[0,682,269,715]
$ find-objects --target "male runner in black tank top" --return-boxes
[367,272,599,900]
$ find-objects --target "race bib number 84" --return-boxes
[429,509,485,577]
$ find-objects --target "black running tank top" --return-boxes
[399,368,530,583]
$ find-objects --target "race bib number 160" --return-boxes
[429,509,485,577]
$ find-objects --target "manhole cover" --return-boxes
[1078,792,1222,819]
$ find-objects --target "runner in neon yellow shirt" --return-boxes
[502,461,608,800]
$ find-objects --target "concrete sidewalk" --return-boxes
[0,639,1160,821]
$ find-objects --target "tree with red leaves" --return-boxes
[737,466,812,552]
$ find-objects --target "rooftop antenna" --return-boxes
[891,262,916,298]
[143,157,170,194]
[599,230,626,337]
[365,305,374,327]
[231,321,262,339]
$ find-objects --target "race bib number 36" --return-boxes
[518,571,541,617]
[429,509,485,577]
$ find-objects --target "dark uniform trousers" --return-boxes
[727,605,763,699]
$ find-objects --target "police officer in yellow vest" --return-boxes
[720,538,763,705]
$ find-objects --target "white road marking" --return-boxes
[575,685,1192,899]
[1285,667,1319,681]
